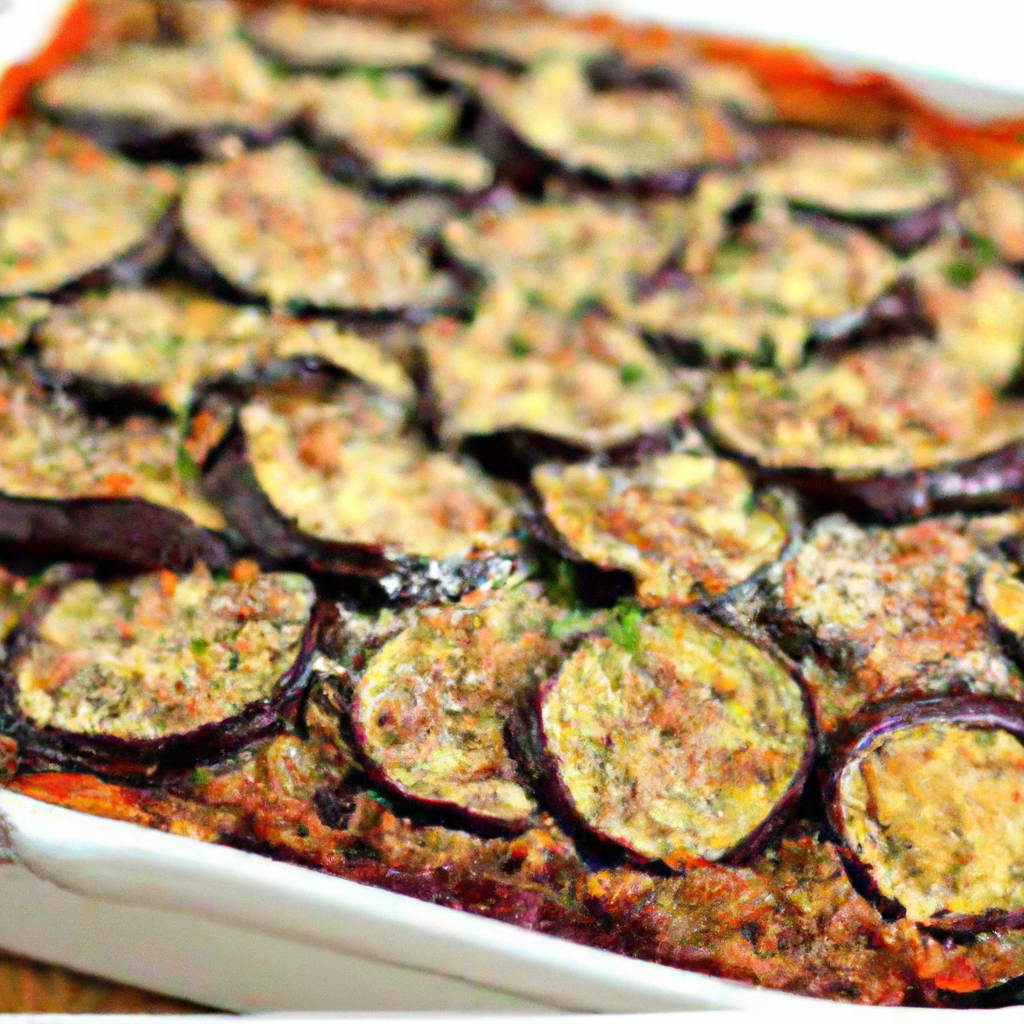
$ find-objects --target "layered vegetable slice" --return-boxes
[766,515,1023,734]
[0,368,228,571]
[35,41,298,159]
[302,72,493,193]
[3,562,318,777]
[0,124,177,298]
[703,341,1024,520]
[958,177,1024,265]
[179,141,454,312]
[245,5,435,71]
[442,198,682,319]
[635,200,910,369]
[446,16,613,70]
[532,454,793,608]
[422,295,693,478]
[352,584,574,827]
[757,133,953,254]
[34,287,413,414]
[475,59,752,192]
[827,698,1024,931]
[537,609,811,864]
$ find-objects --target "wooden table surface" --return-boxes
[0,951,216,1014]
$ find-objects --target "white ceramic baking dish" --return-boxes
[2,1,1024,1015]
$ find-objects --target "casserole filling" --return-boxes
[0,297,49,351]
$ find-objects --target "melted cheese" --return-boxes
[534,454,789,607]
[841,723,1024,921]
[457,17,610,66]
[959,178,1024,264]
[17,565,314,739]
[542,610,808,862]
[0,124,177,297]
[181,142,452,311]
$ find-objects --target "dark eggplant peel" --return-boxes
[957,176,1024,266]
[302,72,494,195]
[473,59,754,194]
[35,40,299,161]
[765,515,1024,735]
[351,584,580,828]
[421,295,694,480]
[825,696,1024,932]
[203,366,518,600]
[244,4,435,72]
[757,133,954,255]
[531,454,795,609]
[0,124,177,299]
[635,200,922,370]
[536,608,812,866]
[34,287,413,416]
[178,141,455,314]
[0,368,229,572]
[702,340,1024,521]
[2,562,320,780]
[0,298,49,352]
[441,198,683,320]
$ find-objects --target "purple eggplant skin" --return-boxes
[823,693,1024,934]
[0,495,233,575]
[472,106,703,198]
[791,201,951,258]
[527,635,817,870]
[0,569,327,783]
[201,424,516,604]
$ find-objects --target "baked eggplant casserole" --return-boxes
[8,0,1024,1008]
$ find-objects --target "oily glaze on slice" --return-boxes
[537,609,811,865]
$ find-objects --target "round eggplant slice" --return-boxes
[301,72,494,194]
[537,609,812,865]
[35,41,299,160]
[635,202,908,370]
[703,340,1024,521]
[0,368,228,571]
[958,177,1024,266]
[442,198,682,319]
[3,562,319,778]
[0,124,177,298]
[205,377,517,599]
[757,134,953,254]
[532,454,793,609]
[244,5,435,72]
[352,585,573,828]
[179,141,454,313]
[421,302,694,479]
[826,698,1024,931]
[0,297,49,352]
[475,60,753,193]
[766,515,1024,735]
[445,16,614,71]
[34,287,415,415]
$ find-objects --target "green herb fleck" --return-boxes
[548,610,595,640]
[295,822,310,838]
[619,363,644,385]
[228,650,240,671]
[190,766,213,787]
[176,446,199,482]
[945,259,979,289]
[605,600,643,653]
[507,335,532,358]
[190,637,210,656]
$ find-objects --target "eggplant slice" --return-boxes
[0,297,49,352]
[179,141,455,313]
[958,177,1024,266]
[757,133,954,254]
[301,72,494,194]
[635,200,914,370]
[444,16,614,72]
[35,40,299,161]
[0,124,177,298]
[2,562,319,779]
[826,696,1024,932]
[244,5,435,72]
[537,608,812,866]
[764,515,1024,735]
[34,287,414,415]
[204,371,518,599]
[703,340,1024,521]
[0,368,228,571]
[442,197,684,319]
[421,295,694,479]
[474,59,754,193]
[532,454,794,609]
[352,584,577,828]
